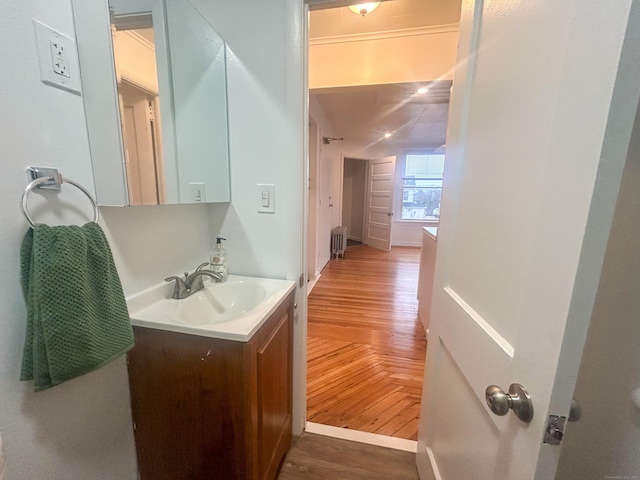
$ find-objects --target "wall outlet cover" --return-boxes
[33,20,82,94]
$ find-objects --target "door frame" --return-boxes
[118,78,164,206]
[341,156,370,244]
[307,119,321,284]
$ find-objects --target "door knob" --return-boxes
[568,397,582,422]
[631,388,640,412]
[485,383,534,423]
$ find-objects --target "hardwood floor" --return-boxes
[307,246,427,440]
[277,432,419,479]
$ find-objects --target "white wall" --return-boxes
[193,0,303,279]
[0,2,139,478]
[189,0,306,433]
[309,95,339,270]
[101,206,211,295]
[309,26,458,89]
[308,122,320,280]
[318,141,335,267]
[556,98,640,479]
[306,140,440,249]
[2,0,307,476]
[112,30,159,93]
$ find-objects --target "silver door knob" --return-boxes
[568,397,582,422]
[485,383,534,423]
[631,388,640,412]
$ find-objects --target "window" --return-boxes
[401,154,444,221]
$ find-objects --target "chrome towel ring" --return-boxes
[22,167,99,227]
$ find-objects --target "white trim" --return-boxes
[122,30,155,52]
[427,447,443,480]
[291,0,310,438]
[304,422,418,453]
[307,273,320,295]
[391,241,422,247]
[119,76,158,98]
[394,219,440,225]
[444,286,515,358]
[306,0,373,10]
[310,23,460,46]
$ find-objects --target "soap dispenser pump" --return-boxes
[210,237,228,282]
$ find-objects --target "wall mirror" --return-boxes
[72,0,230,206]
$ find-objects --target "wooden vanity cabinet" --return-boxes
[126,291,295,480]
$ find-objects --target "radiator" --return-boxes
[331,226,348,259]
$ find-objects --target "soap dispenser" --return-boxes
[209,237,228,282]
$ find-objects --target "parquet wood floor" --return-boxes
[306,245,427,440]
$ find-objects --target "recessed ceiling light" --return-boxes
[417,87,428,94]
[384,132,392,138]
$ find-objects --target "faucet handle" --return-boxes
[164,275,188,299]
[195,262,210,272]
[164,275,184,283]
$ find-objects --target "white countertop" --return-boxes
[423,226,438,241]
[126,275,296,342]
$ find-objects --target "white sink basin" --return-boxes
[150,280,267,326]
[126,275,296,342]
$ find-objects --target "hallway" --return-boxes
[306,246,427,440]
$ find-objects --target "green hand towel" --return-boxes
[20,222,134,391]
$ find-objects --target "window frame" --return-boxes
[398,152,444,223]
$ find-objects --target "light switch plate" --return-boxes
[257,184,275,213]
[189,182,206,202]
[33,20,81,94]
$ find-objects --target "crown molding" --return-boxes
[306,0,392,11]
[122,30,155,52]
[310,23,459,46]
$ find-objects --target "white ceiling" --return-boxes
[309,0,461,38]
[309,0,459,153]
[312,81,451,151]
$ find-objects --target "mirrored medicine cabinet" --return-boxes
[71,0,230,206]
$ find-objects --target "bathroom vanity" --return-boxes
[125,278,295,480]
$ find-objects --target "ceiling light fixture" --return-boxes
[384,132,392,138]
[417,87,429,94]
[348,2,381,17]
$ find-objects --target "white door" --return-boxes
[365,156,395,251]
[119,82,161,206]
[416,0,638,479]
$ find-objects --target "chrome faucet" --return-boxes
[164,262,223,299]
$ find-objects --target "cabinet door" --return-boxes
[127,328,249,480]
[256,308,293,480]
